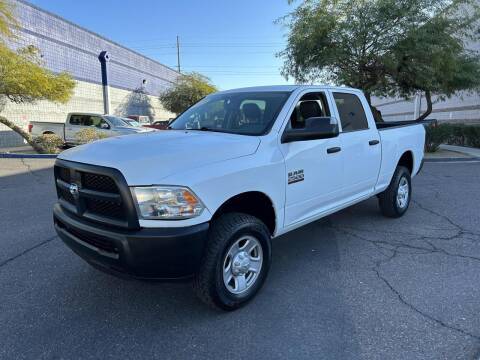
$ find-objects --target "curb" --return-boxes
[424,157,479,163]
[0,153,58,159]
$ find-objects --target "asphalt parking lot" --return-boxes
[1,158,479,360]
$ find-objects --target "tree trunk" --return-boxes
[416,90,432,121]
[0,116,47,153]
[363,92,384,123]
[364,92,372,106]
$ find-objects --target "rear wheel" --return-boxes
[193,213,272,311]
[378,166,412,218]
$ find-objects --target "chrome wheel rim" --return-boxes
[223,235,263,295]
[396,177,409,209]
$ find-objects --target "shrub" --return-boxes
[75,128,109,144]
[33,133,63,154]
[464,126,480,148]
[424,124,448,152]
[424,123,480,152]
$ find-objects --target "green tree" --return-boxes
[0,0,75,153]
[159,72,217,114]
[385,13,480,120]
[279,0,480,120]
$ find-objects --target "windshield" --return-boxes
[105,116,129,127]
[169,91,291,135]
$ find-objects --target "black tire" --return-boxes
[193,212,272,311]
[378,166,412,218]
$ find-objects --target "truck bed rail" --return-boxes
[376,119,435,129]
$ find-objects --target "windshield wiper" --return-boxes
[184,127,230,133]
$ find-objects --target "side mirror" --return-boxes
[100,122,110,129]
[281,116,339,143]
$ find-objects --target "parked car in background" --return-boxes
[29,113,154,146]
[53,85,425,310]
[126,115,151,125]
[121,118,142,128]
[143,119,171,130]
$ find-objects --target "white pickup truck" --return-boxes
[29,112,153,145]
[52,85,425,310]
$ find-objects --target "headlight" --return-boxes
[132,186,204,220]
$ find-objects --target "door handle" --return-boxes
[369,140,380,146]
[327,147,341,154]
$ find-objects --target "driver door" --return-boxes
[91,116,112,138]
[279,91,344,228]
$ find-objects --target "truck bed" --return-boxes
[375,122,426,193]
[29,121,65,139]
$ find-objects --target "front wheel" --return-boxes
[193,213,272,311]
[378,166,412,218]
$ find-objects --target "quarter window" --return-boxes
[333,93,368,132]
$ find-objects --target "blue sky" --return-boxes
[27,0,297,90]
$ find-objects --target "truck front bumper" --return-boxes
[53,204,209,280]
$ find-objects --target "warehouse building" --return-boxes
[0,0,179,148]
[372,91,480,124]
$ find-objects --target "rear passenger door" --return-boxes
[332,91,381,200]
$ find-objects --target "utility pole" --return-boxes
[413,92,421,120]
[176,35,181,73]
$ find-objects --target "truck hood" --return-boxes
[58,130,260,185]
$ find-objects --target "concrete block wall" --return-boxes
[0,81,171,147]
[373,92,480,124]
[0,0,179,147]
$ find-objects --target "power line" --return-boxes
[122,36,283,45]
[168,65,280,68]
[200,74,284,76]
[134,45,283,50]
[131,42,285,50]
[140,50,280,56]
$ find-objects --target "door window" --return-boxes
[333,93,368,132]
[89,116,105,128]
[287,92,331,129]
[69,115,84,126]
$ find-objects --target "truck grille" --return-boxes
[85,198,125,220]
[58,186,75,205]
[82,173,118,193]
[54,160,139,229]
